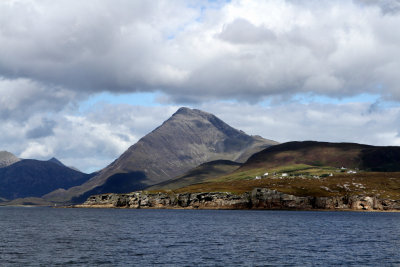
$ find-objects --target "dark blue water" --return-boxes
[1,207,399,266]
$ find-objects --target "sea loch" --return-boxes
[1,207,399,266]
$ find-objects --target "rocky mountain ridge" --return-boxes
[47,107,277,203]
[0,151,20,168]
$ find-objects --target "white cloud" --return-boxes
[199,102,400,147]
[0,0,400,103]
[0,77,78,120]
[20,142,53,159]
[1,1,400,172]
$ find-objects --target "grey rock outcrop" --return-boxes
[0,151,20,168]
[77,188,400,211]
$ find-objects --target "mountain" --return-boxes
[0,159,94,200]
[48,157,81,172]
[46,107,278,203]
[148,160,242,191]
[48,157,65,167]
[241,141,400,171]
[155,141,400,200]
[0,151,20,168]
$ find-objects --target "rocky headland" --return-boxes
[75,188,400,211]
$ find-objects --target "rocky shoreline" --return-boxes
[75,188,400,211]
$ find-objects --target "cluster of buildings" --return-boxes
[254,166,358,180]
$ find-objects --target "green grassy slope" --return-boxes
[148,160,241,191]
[171,169,400,200]
[150,141,400,200]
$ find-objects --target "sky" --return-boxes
[1,0,400,172]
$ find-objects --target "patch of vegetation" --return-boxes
[152,169,400,200]
[148,160,241,190]
[211,168,266,182]
[148,160,400,201]
[211,164,339,183]
[0,197,54,206]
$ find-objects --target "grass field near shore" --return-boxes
[156,164,400,200]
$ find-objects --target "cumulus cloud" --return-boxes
[356,0,400,14]
[200,102,400,147]
[0,0,198,94]
[1,0,400,172]
[26,118,57,139]
[1,0,400,104]
[20,142,54,159]
[218,18,276,44]
[0,77,78,120]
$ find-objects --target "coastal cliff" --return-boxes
[76,188,400,211]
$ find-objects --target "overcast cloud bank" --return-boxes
[1,0,400,171]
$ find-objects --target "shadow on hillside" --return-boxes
[71,171,148,204]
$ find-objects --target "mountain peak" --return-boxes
[48,157,65,167]
[172,107,212,118]
[174,106,192,115]
[49,107,278,203]
[0,151,20,168]
[169,107,243,138]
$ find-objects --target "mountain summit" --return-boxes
[0,151,20,168]
[106,107,276,183]
[47,107,278,203]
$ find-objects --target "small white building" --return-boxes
[263,172,269,177]
[281,173,288,177]
[255,176,261,180]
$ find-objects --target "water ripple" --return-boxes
[0,208,399,266]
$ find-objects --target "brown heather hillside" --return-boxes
[240,141,400,172]
[148,141,400,201]
[156,172,400,201]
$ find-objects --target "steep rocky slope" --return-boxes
[47,107,277,203]
[0,151,20,168]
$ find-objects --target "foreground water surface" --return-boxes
[1,207,399,266]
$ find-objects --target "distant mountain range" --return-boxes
[2,107,400,206]
[0,158,93,200]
